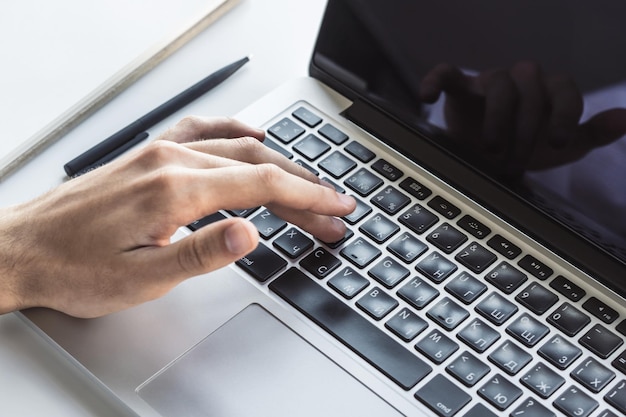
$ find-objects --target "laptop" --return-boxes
[21,1,626,416]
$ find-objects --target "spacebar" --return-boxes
[269,268,432,390]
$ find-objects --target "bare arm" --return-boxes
[0,116,355,318]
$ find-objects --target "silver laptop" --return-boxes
[22,1,626,416]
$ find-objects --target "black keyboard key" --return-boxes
[368,257,409,288]
[445,272,487,304]
[520,362,565,398]
[327,266,369,299]
[617,320,626,337]
[416,251,458,283]
[340,237,381,268]
[547,302,590,337]
[427,297,469,331]
[515,282,559,315]
[385,308,428,342]
[359,213,400,243]
[292,106,322,127]
[428,195,461,219]
[249,209,287,239]
[318,151,357,178]
[299,247,342,279]
[273,227,314,259]
[397,277,439,310]
[370,186,411,215]
[487,234,522,259]
[228,207,259,217]
[511,397,557,417]
[371,158,403,181]
[478,373,523,410]
[356,286,399,320]
[455,242,497,273]
[506,313,550,347]
[572,357,615,393]
[605,380,626,414]
[399,177,432,200]
[426,223,468,254]
[416,330,459,364]
[387,232,428,264]
[583,297,619,324]
[518,254,553,280]
[446,351,491,387]
[368,256,409,288]
[550,274,586,301]
[268,117,304,143]
[457,214,491,239]
[488,340,532,375]
[344,140,375,162]
[612,350,626,374]
[270,268,432,390]
[322,228,354,249]
[344,168,384,196]
[579,324,624,359]
[462,403,498,417]
[485,261,527,294]
[538,335,582,370]
[399,204,439,235]
[318,123,348,145]
[475,292,518,325]
[343,197,372,225]
[321,177,345,193]
[262,136,293,159]
[553,386,598,417]
[294,159,319,176]
[414,374,471,417]
[187,211,226,231]
[293,133,331,160]
[236,243,287,282]
[457,318,500,353]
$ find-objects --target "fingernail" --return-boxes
[224,221,256,255]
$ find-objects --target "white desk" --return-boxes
[0,0,326,414]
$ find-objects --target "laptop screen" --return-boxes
[310,1,626,285]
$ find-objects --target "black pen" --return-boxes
[64,56,250,177]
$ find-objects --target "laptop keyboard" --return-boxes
[188,103,626,417]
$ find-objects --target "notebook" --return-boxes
[22,1,626,416]
[0,0,238,181]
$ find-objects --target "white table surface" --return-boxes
[0,0,326,415]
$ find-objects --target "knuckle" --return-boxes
[137,140,179,167]
[254,163,283,186]
[176,115,205,135]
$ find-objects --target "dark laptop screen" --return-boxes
[311,1,626,277]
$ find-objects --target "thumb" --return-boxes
[162,217,259,280]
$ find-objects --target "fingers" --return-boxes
[143,217,260,283]
[157,115,265,143]
[507,61,548,176]
[544,74,584,148]
[174,163,355,227]
[419,63,473,102]
[183,137,322,184]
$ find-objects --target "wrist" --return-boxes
[0,205,28,314]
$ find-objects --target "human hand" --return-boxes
[0,116,356,318]
[419,62,626,178]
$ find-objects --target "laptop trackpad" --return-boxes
[137,303,403,417]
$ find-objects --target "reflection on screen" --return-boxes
[314,0,626,264]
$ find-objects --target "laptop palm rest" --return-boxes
[137,303,403,417]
